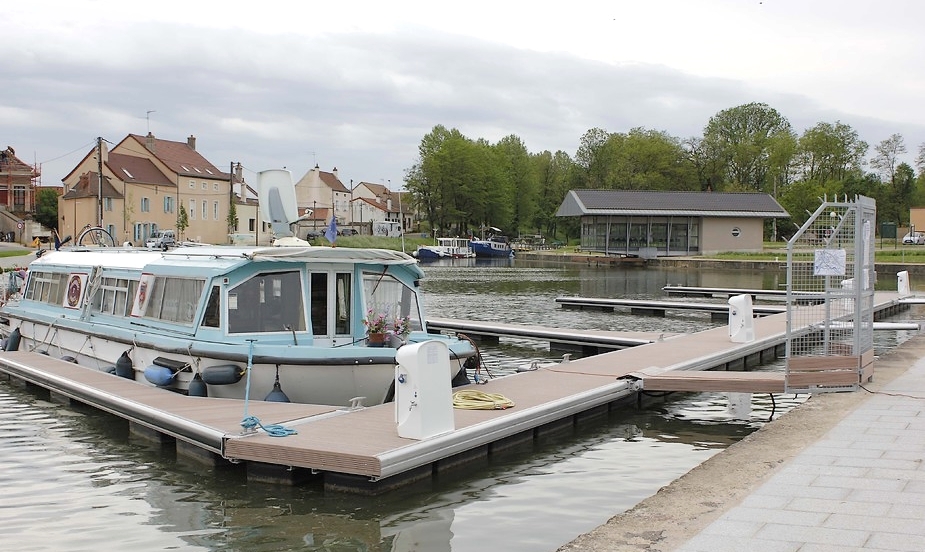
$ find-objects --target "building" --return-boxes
[0,146,38,214]
[556,189,789,257]
[294,166,351,227]
[352,181,412,233]
[60,134,234,245]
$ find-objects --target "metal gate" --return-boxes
[785,195,877,393]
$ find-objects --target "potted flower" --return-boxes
[363,309,389,347]
[390,315,411,347]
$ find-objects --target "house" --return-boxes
[352,181,412,233]
[0,146,38,214]
[60,133,234,245]
[294,165,351,228]
[556,189,789,257]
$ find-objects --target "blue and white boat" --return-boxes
[413,237,474,260]
[0,170,477,407]
[470,230,514,258]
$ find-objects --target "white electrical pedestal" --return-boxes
[394,340,455,440]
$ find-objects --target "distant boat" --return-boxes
[413,237,474,260]
[470,229,514,258]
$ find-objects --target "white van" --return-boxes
[145,230,176,250]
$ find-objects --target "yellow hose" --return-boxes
[452,390,515,410]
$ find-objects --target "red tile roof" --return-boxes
[125,134,230,180]
[106,153,174,187]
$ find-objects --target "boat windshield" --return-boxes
[227,270,306,333]
[362,271,423,332]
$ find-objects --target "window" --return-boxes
[362,272,421,333]
[213,200,219,221]
[141,197,150,213]
[213,182,219,191]
[189,199,196,220]
[140,276,205,324]
[164,196,174,213]
[228,271,305,333]
[202,286,221,327]
[201,199,207,221]
[90,277,136,316]
[189,180,195,189]
[25,271,66,305]
[104,197,113,211]
[201,182,207,190]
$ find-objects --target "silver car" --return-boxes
[902,231,925,245]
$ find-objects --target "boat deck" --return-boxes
[0,291,909,493]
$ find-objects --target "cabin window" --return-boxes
[91,277,135,316]
[202,285,221,327]
[362,272,422,333]
[227,270,305,333]
[140,276,205,324]
[310,272,328,335]
[25,271,66,306]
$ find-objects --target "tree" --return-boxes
[176,204,189,240]
[794,121,868,183]
[574,128,611,189]
[34,188,59,230]
[702,102,796,193]
[870,133,907,185]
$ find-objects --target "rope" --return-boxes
[452,390,515,410]
[240,340,297,437]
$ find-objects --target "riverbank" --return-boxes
[518,250,925,279]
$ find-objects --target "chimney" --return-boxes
[235,162,243,182]
[332,167,338,179]
[187,135,196,151]
[145,132,156,153]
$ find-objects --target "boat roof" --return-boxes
[30,244,423,277]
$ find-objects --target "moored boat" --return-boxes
[470,234,513,258]
[0,169,477,407]
[413,237,474,260]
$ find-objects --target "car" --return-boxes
[902,232,925,245]
[305,230,323,240]
[338,228,359,236]
[145,229,176,250]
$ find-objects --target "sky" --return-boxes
[4,0,925,190]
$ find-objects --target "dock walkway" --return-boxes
[0,291,909,493]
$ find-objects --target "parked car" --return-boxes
[902,232,925,245]
[338,228,359,236]
[305,230,323,240]
[145,229,176,250]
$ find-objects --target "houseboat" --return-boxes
[0,244,477,406]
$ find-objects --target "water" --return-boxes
[1,260,921,552]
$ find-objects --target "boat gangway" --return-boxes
[0,292,911,494]
[426,317,674,354]
[555,296,786,320]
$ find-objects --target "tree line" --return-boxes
[403,102,925,241]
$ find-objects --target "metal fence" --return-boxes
[785,195,877,393]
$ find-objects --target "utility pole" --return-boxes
[97,136,104,228]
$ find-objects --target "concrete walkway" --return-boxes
[675,349,925,552]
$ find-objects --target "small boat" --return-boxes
[0,171,477,407]
[413,237,474,260]
[470,229,514,258]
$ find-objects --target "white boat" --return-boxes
[413,237,474,260]
[0,170,477,406]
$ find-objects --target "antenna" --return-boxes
[146,110,156,133]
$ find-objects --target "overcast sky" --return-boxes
[4,0,924,190]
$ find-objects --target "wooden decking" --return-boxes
[0,291,910,493]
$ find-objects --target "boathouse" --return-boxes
[556,189,789,257]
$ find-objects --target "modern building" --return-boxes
[556,189,789,257]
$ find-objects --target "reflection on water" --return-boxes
[1,260,922,552]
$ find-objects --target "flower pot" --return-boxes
[367,332,386,347]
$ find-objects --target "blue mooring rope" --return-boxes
[240,340,297,438]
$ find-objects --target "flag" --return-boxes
[324,217,338,244]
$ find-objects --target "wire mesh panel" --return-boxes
[785,195,876,393]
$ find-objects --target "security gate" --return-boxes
[785,195,876,393]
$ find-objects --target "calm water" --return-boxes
[1,259,921,551]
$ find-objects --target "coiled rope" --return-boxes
[240,340,297,437]
[452,390,515,410]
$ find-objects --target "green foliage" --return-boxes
[227,200,238,232]
[176,204,189,237]
[405,103,921,243]
[34,188,59,229]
